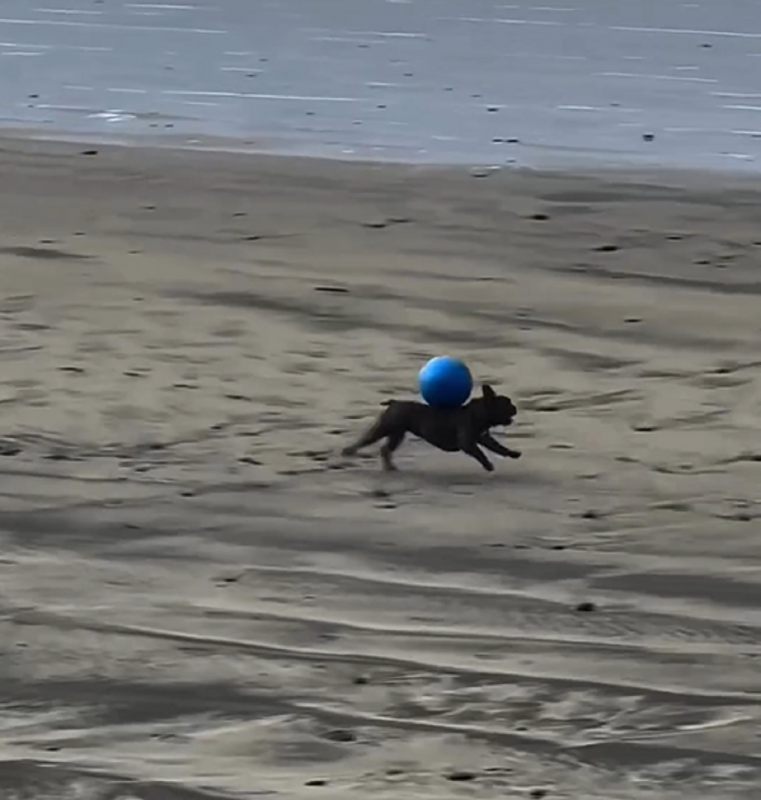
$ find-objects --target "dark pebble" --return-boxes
[80,150,98,156]
[642,133,655,142]
[633,422,657,432]
[447,771,476,782]
[46,452,72,461]
[305,779,327,787]
[325,728,356,743]
[594,244,619,252]
[315,285,349,293]
[575,601,596,612]
[16,322,50,331]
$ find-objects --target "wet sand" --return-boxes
[0,137,760,798]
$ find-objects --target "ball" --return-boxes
[418,356,473,408]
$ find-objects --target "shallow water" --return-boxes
[4,0,761,169]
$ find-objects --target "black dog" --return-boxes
[342,384,521,472]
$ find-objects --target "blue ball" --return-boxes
[418,356,473,408]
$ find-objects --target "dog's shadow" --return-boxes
[399,464,543,488]
[338,449,546,491]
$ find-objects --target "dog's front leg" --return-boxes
[457,428,494,472]
[479,432,522,460]
[461,442,494,472]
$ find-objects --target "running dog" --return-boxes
[342,384,521,472]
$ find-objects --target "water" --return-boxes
[4,0,761,170]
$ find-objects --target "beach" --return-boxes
[0,136,758,798]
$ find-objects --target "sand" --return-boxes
[0,136,759,799]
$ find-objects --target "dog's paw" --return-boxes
[509,450,522,459]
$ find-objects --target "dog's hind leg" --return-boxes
[342,411,393,457]
[380,431,405,471]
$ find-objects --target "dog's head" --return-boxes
[479,384,517,426]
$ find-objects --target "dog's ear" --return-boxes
[482,384,496,401]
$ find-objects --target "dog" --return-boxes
[341,383,521,472]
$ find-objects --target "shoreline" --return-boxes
[5,127,761,190]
